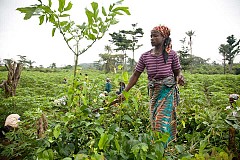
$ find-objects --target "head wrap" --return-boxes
[152,25,172,55]
[152,25,170,38]
[152,25,172,61]
[5,114,21,128]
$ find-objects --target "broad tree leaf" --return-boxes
[140,143,148,152]
[48,0,52,7]
[85,9,94,24]
[122,71,128,82]
[98,133,108,150]
[102,6,107,16]
[91,2,98,13]
[92,28,98,34]
[16,7,37,20]
[109,4,113,11]
[175,145,185,153]
[96,127,104,135]
[53,124,61,139]
[74,154,89,160]
[88,33,96,40]
[60,21,68,26]
[159,132,169,143]
[131,144,140,158]
[58,0,66,13]
[52,28,56,37]
[122,91,129,100]
[123,115,132,122]
[112,7,130,15]
[47,149,54,160]
[64,2,72,11]
[114,138,120,152]
[49,14,56,24]
[40,6,52,13]
[39,15,44,25]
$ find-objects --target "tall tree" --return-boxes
[109,31,131,69]
[178,37,191,72]
[0,59,3,66]
[17,0,130,78]
[120,23,144,69]
[186,30,195,73]
[27,60,36,68]
[109,23,144,70]
[49,62,57,69]
[226,35,240,72]
[104,45,112,54]
[17,55,28,67]
[219,44,230,74]
[219,35,240,73]
[93,60,102,70]
[99,53,122,73]
[17,55,36,68]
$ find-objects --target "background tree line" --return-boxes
[1,26,239,75]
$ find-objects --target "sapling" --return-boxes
[17,0,130,78]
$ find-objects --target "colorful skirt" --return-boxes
[149,82,179,145]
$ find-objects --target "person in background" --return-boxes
[62,77,67,84]
[118,25,184,147]
[0,114,21,138]
[85,74,89,82]
[105,78,112,93]
[116,81,125,95]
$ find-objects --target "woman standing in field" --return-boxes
[119,25,184,146]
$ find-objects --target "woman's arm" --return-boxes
[125,70,141,92]
[173,69,184,86]
[118,70,141,101]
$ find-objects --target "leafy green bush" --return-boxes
[1,70,240,159]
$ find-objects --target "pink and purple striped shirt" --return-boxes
[135,49,181,80]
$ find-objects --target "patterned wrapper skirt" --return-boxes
[149,82,179,146]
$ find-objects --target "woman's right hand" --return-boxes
[118,93,126,102]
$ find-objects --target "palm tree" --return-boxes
[17,55,28,67]
[104,45,112,54]
[27,60,36,68]
[186,30,195,73]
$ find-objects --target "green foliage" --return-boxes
[16,0,131,77]
[108,23,144,71]
[219,35,240,73]
[1,70,240,159]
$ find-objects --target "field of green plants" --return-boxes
[0,69,240,160]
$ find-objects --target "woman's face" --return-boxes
[150,30,164,46]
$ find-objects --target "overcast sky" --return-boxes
[0,0,240,67]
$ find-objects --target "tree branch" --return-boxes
[56,17,76,55]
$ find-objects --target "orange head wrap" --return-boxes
[152,25,172,55]
[152,25,171,38]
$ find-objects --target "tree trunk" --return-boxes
[229,61,233,73]
[228,127,236,152]
[37,113,48,138]
[223,55,226,74]
[0,61,22,97]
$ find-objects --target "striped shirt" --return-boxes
[135,49,181,80]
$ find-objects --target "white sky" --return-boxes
[0,0,240,67]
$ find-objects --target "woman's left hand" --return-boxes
[178,75,185,86]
